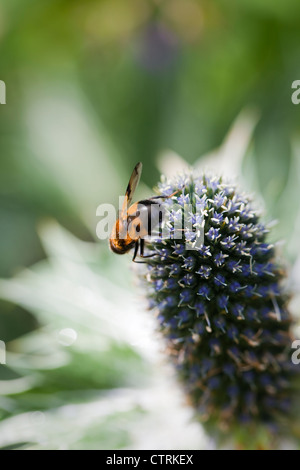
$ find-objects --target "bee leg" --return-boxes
[132,239,156,263]
[132,240,151,263]
[139,239,157,258]
[149,189,180,201]
[132,240,140,262]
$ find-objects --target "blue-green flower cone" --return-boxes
[141,171,299,448]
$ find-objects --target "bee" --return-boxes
[109,162,176,262]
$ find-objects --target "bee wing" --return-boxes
[121,162,143,219]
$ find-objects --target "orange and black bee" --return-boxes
[109,162,176,262]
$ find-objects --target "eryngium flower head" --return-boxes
[142,171,297,436]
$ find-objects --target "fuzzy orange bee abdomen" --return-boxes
[109,219,135,255]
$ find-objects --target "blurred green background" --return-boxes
[0,0,300,449]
